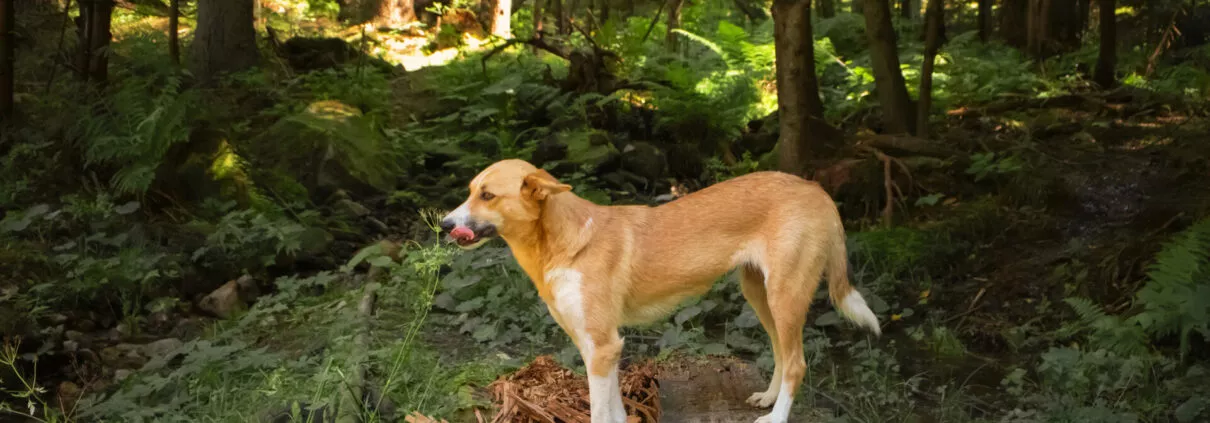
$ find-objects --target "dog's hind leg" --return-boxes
[741,265,782,409]
[756,248,826,423]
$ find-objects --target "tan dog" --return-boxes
[441,159,881,423]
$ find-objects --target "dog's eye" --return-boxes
[480,192,496,201]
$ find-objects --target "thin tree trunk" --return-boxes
[87,0,113,85]
[864,0,915,134]
[1093,0,1115,87]
[978,0,991,42]
[773,0,839,175]
[75,0,92,82]
[0,0,12,121]
[191,0,260,84]
[1000,0,1027,47]
[917,0,943,136]
[489,0,512,36]
[169,0,180,65]
[553,0,567,34]
[817,0,834,17]
[665,0,684,51]
[1026,0,1045,57]
[533,0,544,35]
[599,0,609,24]
[899,0,910,19]
[852,0,863,14]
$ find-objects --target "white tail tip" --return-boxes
[840,290,881,336]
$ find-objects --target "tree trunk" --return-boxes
[816,0,834,17]
[665,0,684,51]
[1026,0,1082,58]
[0,0,12,121]
[76,0,113,86]
[373,0,416,28]
[852,0,863,14]
[190,0,260,84]
[1000,0,1027,47]
[169,0,180,65]
[598,0,609,25]
[553,0,567,34]
[489,0,511,36]
[864,0,915,134]
[1093,0,1115,88]
[533,0,544,35]
[916,0,943,137]
[773,0,839,175]
[899,0,910,19]
[978,0,991,42]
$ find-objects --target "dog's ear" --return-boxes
[521,169,571,201]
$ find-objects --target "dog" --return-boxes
[441,159,881,423]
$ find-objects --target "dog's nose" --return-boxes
[439,219,455,233]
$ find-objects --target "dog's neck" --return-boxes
[501,192,597,300]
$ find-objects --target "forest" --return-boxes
[1,0,1209,421]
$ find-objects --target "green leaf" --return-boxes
[675,305,702,326]
[115,201,141,215]
[815,311,842,327]
[1175,397,1207,422]
[368,256,394,268]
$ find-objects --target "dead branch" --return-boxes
[1146,6,1185,77]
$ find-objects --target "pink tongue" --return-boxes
[451,226,475,242]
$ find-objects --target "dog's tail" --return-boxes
[826,228,881,336]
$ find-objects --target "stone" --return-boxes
[141,338,184,359]
[62,340,79,352]
[57,381,81,411]
[64,330,85,343]
[198,275,261,318]
[114,369,133,382]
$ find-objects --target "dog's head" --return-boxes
[440,159,571,249]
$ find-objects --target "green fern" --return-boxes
[75,72,198,194]
[1063,219,1210,359]
[1130,218,1210,359]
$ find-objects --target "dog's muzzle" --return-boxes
[439,218,497,248]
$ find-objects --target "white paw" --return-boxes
[746,390,778,408]
[754,413,785,423]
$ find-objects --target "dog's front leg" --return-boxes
[582,330,627,423]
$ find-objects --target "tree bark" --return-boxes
[190,0,260,84]
[852,0,863,14]
[773,0,839,175]
[978,0,991,42]
[553,0,567,34]
[816,0,834,18]
[489,0,512,36]
[665,0,684,51]
[864,0,915,134]
[899,0,910,19]
[1093,0,1115,88]
[1000,0,1027,47]
[373,0,416,28]
[598,0,609,25]
[169,0,180,65]
[75,0,113,86]
[0,0,12,121]
[533,0,544,35]
[1026,0,1082,58]
[916,0,943,137]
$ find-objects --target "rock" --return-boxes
[114,369,133,382]
[336,198,371,217]
[65,330,85,343]
[141,338,184,359]
[63,340,79,352]
[198,276,254,319]
[365,217,390,233]
[619,141,667,186]
[57,381,81,411]
[100,345,146,369]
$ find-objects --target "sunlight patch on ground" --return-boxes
[376,32,492,72]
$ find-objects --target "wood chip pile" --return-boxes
[487,355,662,423]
